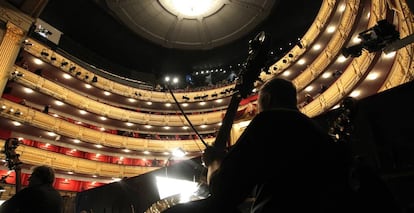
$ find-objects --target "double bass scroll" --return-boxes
[202,31,272,168]
[3,137,22,193]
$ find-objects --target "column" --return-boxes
[0,22,25,95]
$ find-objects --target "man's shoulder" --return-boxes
[255,109,306,120]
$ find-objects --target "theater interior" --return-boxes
[0,0,413,212]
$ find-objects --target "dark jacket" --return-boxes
[0,183,63,213]
[164,109,353,212]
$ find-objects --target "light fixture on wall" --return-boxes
[69,66,76,72]
[40,49,49,57]
[60,61,68,67]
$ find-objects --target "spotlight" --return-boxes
[40,51,49,57]
[341,19,400,58]
[69,66,76,72]
[16,73,24,77]
[22,40,32,46]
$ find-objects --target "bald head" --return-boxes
[28,165,56,186]
[257,77,298,112]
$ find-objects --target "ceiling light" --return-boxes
[23,88,34,93]
[62,73,71,79]
[33,58,43,65]
[160,0,225,19]
[54,100,64,106]
[366,72,379,80]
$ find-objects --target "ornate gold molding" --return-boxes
[5,22,24,42]
[0,3,33,33]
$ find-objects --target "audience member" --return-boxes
[0,165,63,213]
[163,77,357,213]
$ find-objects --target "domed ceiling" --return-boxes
[39,0,323,80]
[105,0,276,50]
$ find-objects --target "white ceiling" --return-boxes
[105,0,277,50]
[39,0,321,76]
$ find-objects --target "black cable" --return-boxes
[167,86,208,148]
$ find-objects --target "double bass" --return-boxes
[202,31,271,182]
[4,137,22,193]
[146,31,272,212]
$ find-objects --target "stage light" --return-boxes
[341,20,400,58]
[61,61,68,67]
[69,66,76,72]
[40,51,49,57]
[22,40,32,46]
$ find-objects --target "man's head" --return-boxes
[257,77,298,112]
[28,165,55,187]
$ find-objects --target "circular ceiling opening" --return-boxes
[159,0,226,19]
[105,0,276,50]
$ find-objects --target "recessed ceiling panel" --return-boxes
[105,0,276,50]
